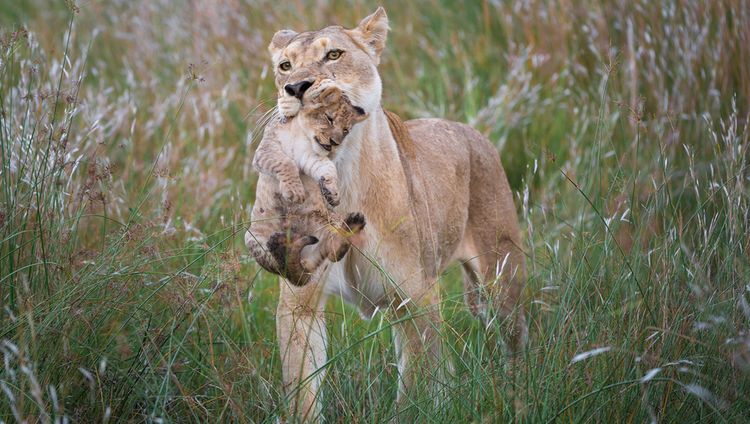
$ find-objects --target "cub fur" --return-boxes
[246,83,367,285]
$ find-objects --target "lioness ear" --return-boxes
[268,29,298,59]
[352,7,389,65]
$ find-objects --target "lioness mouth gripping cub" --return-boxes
[246,81,368,286]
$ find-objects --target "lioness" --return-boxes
[253,7,527,420]
[247,83,368,285]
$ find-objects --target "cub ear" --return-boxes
[351,105,368,123]
[319,87,343,106]
[351,7,389,65]
[268,29,298,59]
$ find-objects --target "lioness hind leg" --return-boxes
[461,235,527,354]
[461,234,528,417]
[491,237,528,354]
[391,283,446,407]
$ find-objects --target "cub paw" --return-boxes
[318,177,340,207]
[329,242,351,262]
[280,181,306,204]
[300,256,318,272]
[344,212,366,234]
[267,233,319,286]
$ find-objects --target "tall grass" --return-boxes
[1,0,749,422]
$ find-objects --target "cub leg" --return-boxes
[300,212,366,272]
[297,156,339,207]
[246,181,287,274]
[267,232,319,286]
[253,138,306,204]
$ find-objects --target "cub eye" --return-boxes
[279,61,291,71]
[325,114,333,124]
[326,50,343,61]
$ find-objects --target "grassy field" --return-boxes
[1,0,749,422]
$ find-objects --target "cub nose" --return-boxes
[284,80,314,99]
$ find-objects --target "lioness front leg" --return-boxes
[277,276,329,422]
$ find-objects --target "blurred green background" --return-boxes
[1,0,749,422]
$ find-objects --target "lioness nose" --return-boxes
[284,80,313,99]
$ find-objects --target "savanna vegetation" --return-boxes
[1,0,749,422]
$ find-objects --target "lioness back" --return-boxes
[399,118,519,276]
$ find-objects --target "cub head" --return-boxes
[299,83,368,153]
[268,7,389,118]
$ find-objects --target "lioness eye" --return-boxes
[326,50,342,61]
[279,61,291,71]
[325,114,333,124]
[343,128,349,135]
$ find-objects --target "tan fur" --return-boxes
[246,84,366,285]
[254,7,527,421]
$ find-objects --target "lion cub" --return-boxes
[253,83,367,207]
[246,84,367,285]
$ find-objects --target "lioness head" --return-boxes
[299,82,368,153]
[268,7,389,118]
